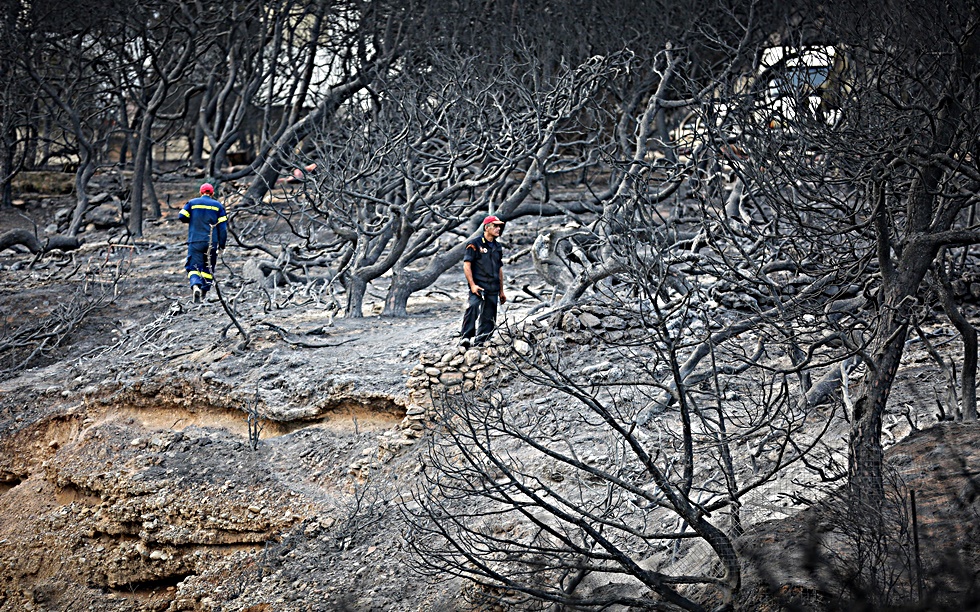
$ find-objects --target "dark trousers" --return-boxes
[461,292,499,345]
[185,244,218,294]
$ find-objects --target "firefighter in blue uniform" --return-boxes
[461,215,507,346]
[179,183,227,303]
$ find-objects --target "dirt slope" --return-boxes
[1,175,979,611]
[0,179,483,611]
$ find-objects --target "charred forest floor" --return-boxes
[0,171,979,611]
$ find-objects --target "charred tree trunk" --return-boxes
[345,274,367,319]
[849,323,904,502]
[192,76,215,169]
[145,152,160,219]
[0,228,81,253]
[382,235,470,317]
[383,269,437,318]
[850,236,939,503]
[955,319,979,422]
[128,110,154,236]
[243,77,367,208]
[938,259,979,421]
[117,97,132,167]
[66,149,96,237]
[0,132,13,208]
[850,21,980,500]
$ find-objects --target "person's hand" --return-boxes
[470,284,483,296]
[499,290,506,304]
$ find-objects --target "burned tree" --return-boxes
[695,1,980,498]
[404,37,852,602]
[226,0,763,318]
[126,0,204,237]
[10,0,131,236]
[297,48,628,317]
[235,0,409,211]
[228,24,636,317]
[406,194,846,608]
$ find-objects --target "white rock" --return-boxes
[602,315,627,330]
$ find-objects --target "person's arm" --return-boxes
[216,205,228,249]
[498,266,506,303]
[178,201,191,224]
[463,261,482,295]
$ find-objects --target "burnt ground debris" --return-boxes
[0,172,978,611]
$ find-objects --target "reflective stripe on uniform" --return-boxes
[179,209,190,217]
[191,205,221,212]
[216,216,227,223]
[188,270,214,280]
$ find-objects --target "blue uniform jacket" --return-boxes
[179,196,227,249]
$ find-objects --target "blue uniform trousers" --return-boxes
[185,244,218,294]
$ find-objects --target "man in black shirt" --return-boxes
[461,215,507,346]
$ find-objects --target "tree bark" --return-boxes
[0,229,81,253]
[384,270,424,317]
[192,76,214,169]
[145,153,160,219]
[66,152,95,237]
[0,137,12,208]
[850,237,937,502]
[938,262,978,421]
[849,21,980,500]
[345,274,368,319]
[117,97,132,167]
[128,110,154,237]
[243,76,368,208]
[383,235,469,317]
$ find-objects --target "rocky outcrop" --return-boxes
[0,410,311,612]
[551,304,655,344]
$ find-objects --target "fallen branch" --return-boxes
[258,321,357,348]
[0,287,110,377]
[213,278,251,350]
[0,229,82,254]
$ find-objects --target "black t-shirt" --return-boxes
[463,236,503,293]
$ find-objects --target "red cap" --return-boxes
[200,183,214,195]
[483,215,505,226]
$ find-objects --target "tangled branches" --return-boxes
[0,244,130,379]
[0,293,107,377]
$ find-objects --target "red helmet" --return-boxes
[483,215,505,226]
[200,183,214,195]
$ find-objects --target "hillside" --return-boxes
[1,173,978,611]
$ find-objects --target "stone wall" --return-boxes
[350,344,498,476]
[350,303,648,476]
